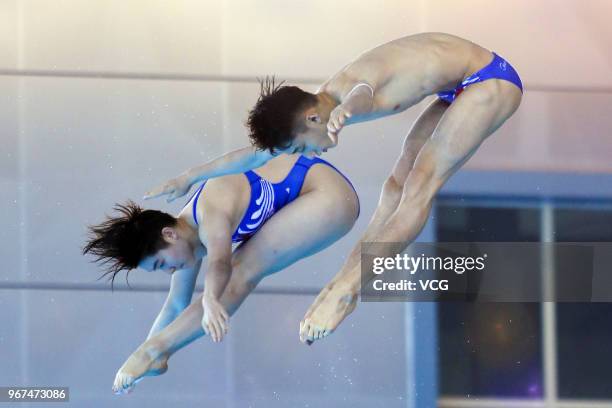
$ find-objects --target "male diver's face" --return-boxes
[286,106,337,157]
[139,227,196,274]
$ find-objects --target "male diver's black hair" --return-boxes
[246,76,318,153]
[82,201,176,290]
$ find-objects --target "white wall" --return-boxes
[4,1,611,174]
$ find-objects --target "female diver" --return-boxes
[83,153,359,394]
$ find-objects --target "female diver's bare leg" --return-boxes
[113,177,359,393]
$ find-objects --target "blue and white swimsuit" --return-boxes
[186,155,359,243]
[437,52,523,104]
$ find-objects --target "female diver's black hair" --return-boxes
[82,201,176,290]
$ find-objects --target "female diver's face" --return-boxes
[139,229,196,274]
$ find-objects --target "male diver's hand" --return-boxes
[202,295,229,342]
[144,173,193,203]
[326,104,351,147]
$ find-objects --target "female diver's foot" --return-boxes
[299,282,358,344]
[112,344,169,395]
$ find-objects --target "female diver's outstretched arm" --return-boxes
[144,145,275,203]
[146,260,201,340]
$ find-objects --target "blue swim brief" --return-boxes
[437,52,523,104]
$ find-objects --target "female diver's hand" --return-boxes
[144,173,193,203]
[201,295,229,342]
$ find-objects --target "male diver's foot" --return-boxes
[302,285,332,323]
[112,344,169,395]
[301,280,341,344]
[301,272,351,323]
[299,282,358,344]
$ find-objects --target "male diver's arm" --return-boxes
[146,260,202,340]
[144,146,275,202]
[326,81,375,144]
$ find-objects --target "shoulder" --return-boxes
[200,178,242,212]
[318,71,355,101]
[197,176,247,229]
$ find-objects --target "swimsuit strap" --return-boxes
[280,155,313,202]
[244,169,261,185]
[190,182,207,225]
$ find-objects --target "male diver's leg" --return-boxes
[301,98,449,328]
[343,97,446,267]
[365,97,449,240]
[367,79,522,252]
[302,79,522,343]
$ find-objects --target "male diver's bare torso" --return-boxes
[319,32,494,122]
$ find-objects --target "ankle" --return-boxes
[140,338,167,361]
[332,274,361,294]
